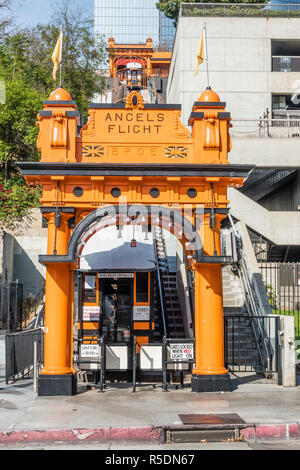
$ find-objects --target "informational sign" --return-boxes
[169,343,194,361]
[127,62,142,69]
[82,306,100,322]
[133,305,150,321]
[98,273,134,279]
[80,344,100,358]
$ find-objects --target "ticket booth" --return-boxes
[76,270,156,380]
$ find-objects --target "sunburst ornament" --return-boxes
[125,91,144,110]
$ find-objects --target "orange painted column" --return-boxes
[40,212,75,378]
[40,262,74,376]
[193,263,227,376]
[192,213,231,392]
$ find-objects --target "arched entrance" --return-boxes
[18,86,253,396]
[69,206,198,384]
[68,205,202,263]
[39,205,204,389]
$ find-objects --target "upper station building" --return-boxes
[167,3,300,262]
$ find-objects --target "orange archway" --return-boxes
[18,86,253,395]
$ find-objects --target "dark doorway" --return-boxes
[100,277,133,343]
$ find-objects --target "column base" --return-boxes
[38,374,77,397]
[191,374,231,393]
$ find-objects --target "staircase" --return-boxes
[153,227,186,339]
[240,169,296,202]
[224,312,263,372]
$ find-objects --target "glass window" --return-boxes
[94,0,174,47]
[84,274,97,303]
[135,272,149,303]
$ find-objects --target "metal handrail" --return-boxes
[230,119,300,138]
[241,169,296,199]
[98,83,164,105]
[227,220,273,374]
[159,229,178,338]
[153,230,167,337]
[272,55,300,58]
[238,252,272,372]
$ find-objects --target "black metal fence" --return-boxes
[0,282,23,331]
[224,315,279,374]
[5,328,44,384]
[259,262,300,338]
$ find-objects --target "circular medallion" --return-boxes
[111,187,121,198]
[187,188,197,199]
[150,188,160,199]
[73,187,83,197]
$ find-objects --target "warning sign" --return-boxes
[83,306,100,321]
[169,343,194,361]
[80,344,100,358]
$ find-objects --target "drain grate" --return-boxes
[166,428,242,444]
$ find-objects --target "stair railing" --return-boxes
[227,216,273,375]
[157,227,178,338]
[153,230,167,337]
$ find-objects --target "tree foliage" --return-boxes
[0,0,15,38]
[156,0,267,22]
[26,0,106,119]
[0,0,106,227]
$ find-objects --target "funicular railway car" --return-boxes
[117,66,146,89]
[75,224,165,383]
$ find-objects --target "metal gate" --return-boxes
[0,282,23,331]
[5,328,44,383]
[224,314,279,374]
[259,262,300,338]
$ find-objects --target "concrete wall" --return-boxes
[0,209,47,298]
[229,188,300,245]
[167,16,300,125]
[229,138,300,168]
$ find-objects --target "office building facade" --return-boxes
[94,0,175,48]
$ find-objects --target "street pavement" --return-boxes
[1,335,300,449]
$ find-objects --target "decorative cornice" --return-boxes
[17,162,255,178]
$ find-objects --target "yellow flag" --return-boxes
[52,30,63,81]
[194,28,206,76]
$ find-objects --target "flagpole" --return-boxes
[59,25,63,88]
[204,23,210,88]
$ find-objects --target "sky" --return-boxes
[10,0,94,27]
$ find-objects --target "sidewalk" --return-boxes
[1,336,300,445]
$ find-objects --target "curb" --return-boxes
[241,423,300,441]
[1,423,300,445]
[0,426,163,445]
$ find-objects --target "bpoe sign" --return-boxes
[169,343,194,361]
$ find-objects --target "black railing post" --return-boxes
[162,337,168,392]
[99,336,105,393]
[132,336,137,393]
[5,333,8,384]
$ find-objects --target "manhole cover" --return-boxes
[179,413,246,425]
